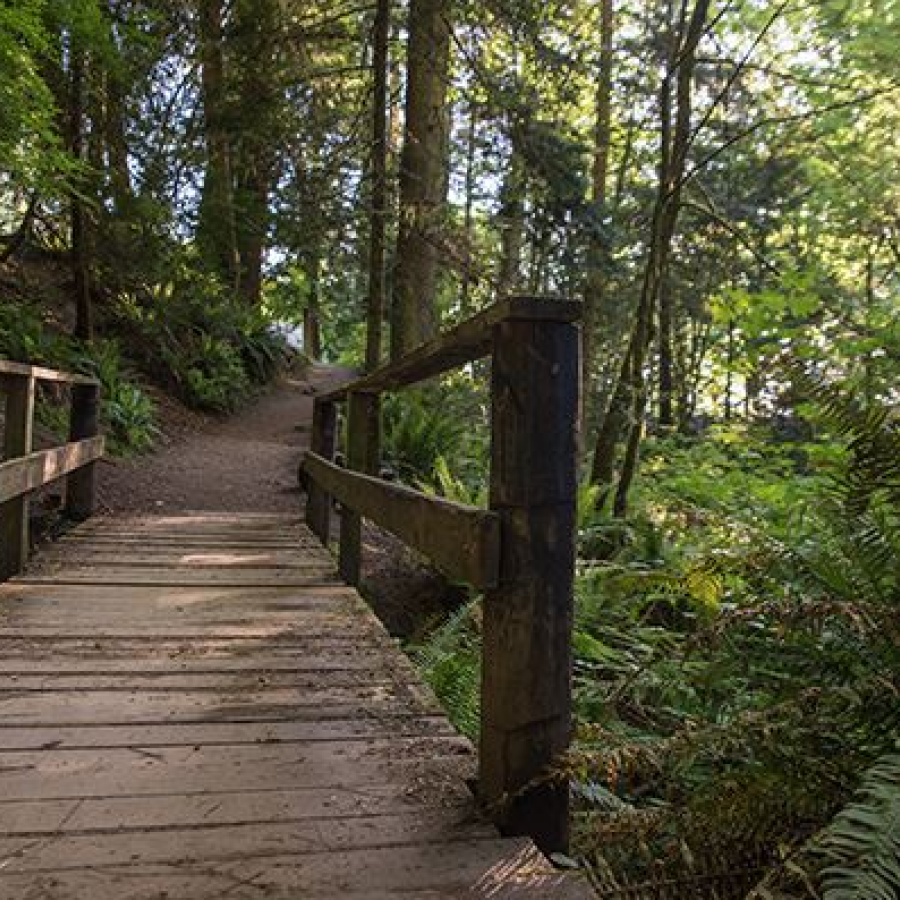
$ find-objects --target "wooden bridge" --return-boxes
[0,298,593,898]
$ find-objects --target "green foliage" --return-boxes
[382,377,488,489]
[76,341,157,454]
[0,302,158,455]
[408,599,482,741]
[565,375,900,898]
[113,266,291,412]
[815,752,900,900]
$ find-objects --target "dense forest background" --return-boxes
[2,1,899,897]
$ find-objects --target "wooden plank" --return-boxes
[1,782,472,834]
[0,814,496,873]
[0,359,99,385]
[0,437,105,504]
[15,568,340,587]
[1,374,35,580]
[0,717,457,751]
[303,452,500,589]
[0,838,594,899]
[0,741,473,801]
[318,296,582,402]
[29,550,335,569]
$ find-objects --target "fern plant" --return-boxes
[815,751,900,900]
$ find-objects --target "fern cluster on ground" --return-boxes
[402,373,899,899]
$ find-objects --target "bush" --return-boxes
[0,302,158,455]
[76,340,158,454]
[113,265,292,412]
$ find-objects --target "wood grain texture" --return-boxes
[317,295,582,402]
[303,451,500,589]
[0,374,35,579]
[0,358,99,385]
[0,436,105,503]
[0,513,591,899]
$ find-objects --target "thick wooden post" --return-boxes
[65,382,100,521]
[1,375,36,580]
[339,392,379,585]
[481,313,579,855]
[306,398,337,543]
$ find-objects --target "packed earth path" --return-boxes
[98,364,351,515]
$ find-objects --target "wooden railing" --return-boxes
[0,361,104,581]
[300,295,580,854]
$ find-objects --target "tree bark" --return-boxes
[365,0,390,372]
[391,0,452,358]
[231,0,279,305]
[69,38,92,342]
[590,0,710,512]
[581,0,614,440]
[197,0,238,288]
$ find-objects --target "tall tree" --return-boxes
[591,0,711,514]
[581,0,614,444]
[196,0,237,288]
[365,0,390,371]
[390,0,452,357]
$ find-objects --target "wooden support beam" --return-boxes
[305,399,337,544]
[479,317,579,856]
[0,360,98,386]
[1,375,36,580]
[318,297,581,403]
[66,383,101,521]
[0,438,106,504]
[338,392,380,586]
[302,452,500,590]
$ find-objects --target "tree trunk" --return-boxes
[391,0,452,358]
[461,89,478,314]
[365,0,390,372]
[69,39,92,342]
[105,2,132,216]
[581,0,614,440]
[232,0,279,305]
[197,0,238,288]
[590,0,710,513]
[498,149,525,296]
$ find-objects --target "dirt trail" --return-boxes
[97,365,350,515]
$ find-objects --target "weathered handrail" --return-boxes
[300,294,580,855]
[0,361,103,581]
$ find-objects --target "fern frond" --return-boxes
[816,752,900,900]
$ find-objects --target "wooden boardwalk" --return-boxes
[0,512,591,899]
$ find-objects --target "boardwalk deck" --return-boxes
[0,512,592,899]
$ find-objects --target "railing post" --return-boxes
[481,310,579,855]
[306,398,337,543]
[65,382,100,521]
[1,375,36,580]
[339,391,379,586]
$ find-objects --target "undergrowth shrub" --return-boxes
[112,265,292,412]
[0,301,158,454]
[409,367,899,900]
[382,375,488,488]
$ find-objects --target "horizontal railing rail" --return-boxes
[300,294,581,855]
[0,361,104,581]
